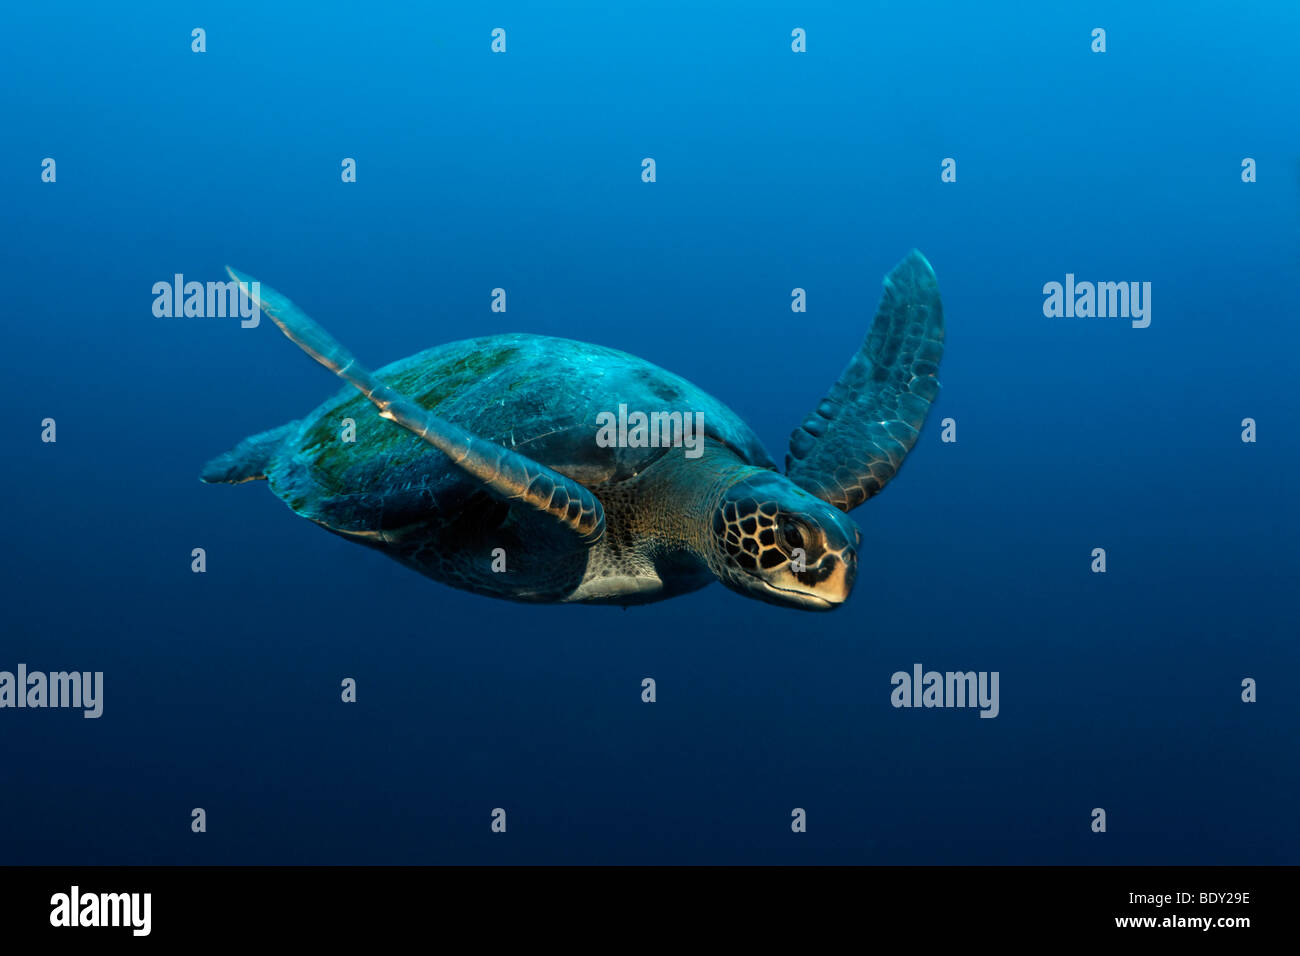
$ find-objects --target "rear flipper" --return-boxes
[201,422,297,484]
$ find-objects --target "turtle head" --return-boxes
[709,471,859,611]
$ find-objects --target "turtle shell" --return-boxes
[266,333,775,533]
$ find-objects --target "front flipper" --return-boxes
[785,250,944,512]
[227,267,606,545]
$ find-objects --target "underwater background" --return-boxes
[2,1,1297,864]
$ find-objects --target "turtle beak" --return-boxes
[800,513,858,608]
[761,540,857,610]
[805,544,857,608]
[826,547,857,604]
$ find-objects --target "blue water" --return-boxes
[3,1,1297,864]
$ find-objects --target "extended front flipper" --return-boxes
[226,267,606,545]
[785,250,944,512]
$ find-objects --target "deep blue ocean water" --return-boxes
[2,2,1297,864]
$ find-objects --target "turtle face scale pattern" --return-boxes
[202,251,944,611]
[710,471,860,610]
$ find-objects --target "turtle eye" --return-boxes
[777,518,806,553]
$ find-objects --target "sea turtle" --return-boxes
[202,251,944,610]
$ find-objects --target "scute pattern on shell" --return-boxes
[268,333,775,534]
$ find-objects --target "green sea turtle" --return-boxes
[202,251,944,610]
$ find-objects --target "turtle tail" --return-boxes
[201,422,297,484]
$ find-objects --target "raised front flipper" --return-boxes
[785,250,944,512]
[226,267,606,545]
